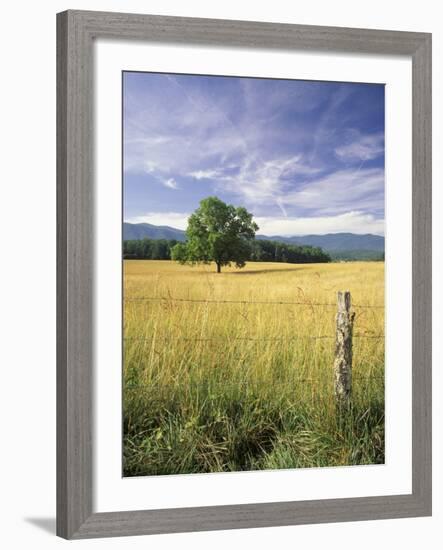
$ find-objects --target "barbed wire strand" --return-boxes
[124,296,384,309]
[123,334,383,342]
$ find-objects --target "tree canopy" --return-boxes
[171,197,259,273]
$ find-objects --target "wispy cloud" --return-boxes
[192,161,384,219]
[255,211,384,236]
[213,155,324,215]
[335,131,384,162]
[123,73,385,234]
[281,167,384,216]
[308,84,352,164]
[163,178,178,189]
[189,169,226,180]
[127,212,189,230]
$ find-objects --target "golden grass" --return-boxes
[123,260,385,476]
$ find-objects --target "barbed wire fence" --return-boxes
[123,291,384,406]
[124,296,384,308]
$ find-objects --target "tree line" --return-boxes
[123,237,330,264]
[250,240,331,263]
[123,238,179,260]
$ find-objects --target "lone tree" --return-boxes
[171,196,259,273]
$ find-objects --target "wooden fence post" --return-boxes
[334,291,355,407]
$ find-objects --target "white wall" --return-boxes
[0,1,440,548]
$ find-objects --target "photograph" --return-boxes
[122,71,385,477]
[0,0,435,545]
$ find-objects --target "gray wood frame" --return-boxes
[57,9,432,539]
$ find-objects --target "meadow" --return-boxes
[123,260,385,476]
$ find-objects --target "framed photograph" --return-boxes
[57,10,431,539]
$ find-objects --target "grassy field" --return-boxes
[123,260,385,476]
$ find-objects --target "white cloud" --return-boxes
[126,210,384,236]
[126,136,171,146]
[189,169,225,180]
[335,132,384,162]
[143,160,161,174]
[126,212,189,230]
[281,167,384,215]
[214,155,323,214]
[256,211,384,236]
[216,162,384,217]
[163,178,178,189]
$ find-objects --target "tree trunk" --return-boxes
[216,262,221,273]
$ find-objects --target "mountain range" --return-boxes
[123,222,384,260]
[123,222,185,242]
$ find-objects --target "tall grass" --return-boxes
[123,260,384,476]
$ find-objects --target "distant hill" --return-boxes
[123,223,384,260]
[256,232,384,259]
[123,222,186,241]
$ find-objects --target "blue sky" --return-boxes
[123,72,385,236]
